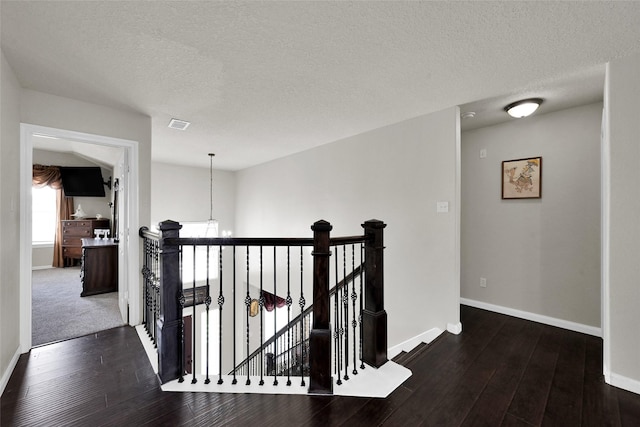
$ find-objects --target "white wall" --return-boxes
[461,103,602,329]
[20,90,151,228]
[605,53,640,393]
[151,161,236,234]
[0,51,22,392]
[236,107,461,347]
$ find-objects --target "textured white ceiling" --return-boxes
[3,1,640,170]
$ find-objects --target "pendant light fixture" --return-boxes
[204,152,219,237]
[505,98,543,118]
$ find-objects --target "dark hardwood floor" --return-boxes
[2,305,639,426]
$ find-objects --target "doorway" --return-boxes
[19,124,140,352]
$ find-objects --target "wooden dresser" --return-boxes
[80,238,118,296]
[62,218,110,266]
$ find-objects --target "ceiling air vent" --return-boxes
[168,118,191,130]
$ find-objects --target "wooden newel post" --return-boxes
[309,219,333,394]
[362,219,388,368]
[157,220,183,384]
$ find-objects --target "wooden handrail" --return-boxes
[139,226,159,240]
[165,236,314,247]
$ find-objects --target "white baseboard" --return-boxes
[447,322,463,335]
[135,324,158,374]
[609,372,640,395]
[388,327,444,359]
[32,265,53,271]
[460,298,602,337]
[0,347,21,396]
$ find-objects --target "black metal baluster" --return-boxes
[150,243,153,341]
[343,245,349,381]
[217,244,224,385]
[304,313,313,378]
[150,240,154,340]
[299,246,306,387]
[191,245,197,384]
[351,244,358,375]
[148,238,154,341]
[334,245,342,385]
[204,245,211,385]
[142,240,149,337]
[178,245,185,383]
[232,246,237,385]
[286,246,292,386]
[142,240,148,332]
[273,246,278,386]
[293,321,298,376]
[359,243,365,370]
[245,246,251,386]
[152,241,159,344]
[259,246,264,386]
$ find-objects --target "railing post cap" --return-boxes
[362,219,387,229]
[311,220,333,232]
[159,220,182,231]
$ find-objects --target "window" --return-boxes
[32,186,57,244]
[180,221,219,285]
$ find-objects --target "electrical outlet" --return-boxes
[480,277,487,288]
[436,201,449,213]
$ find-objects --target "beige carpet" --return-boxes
[32,267,125,346]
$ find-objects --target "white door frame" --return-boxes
[19,123,140,352]
[601,65,611,383]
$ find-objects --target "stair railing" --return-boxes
[139,219,387,394]
[231,263,364,380]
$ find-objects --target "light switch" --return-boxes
[436,201,449,213]
[480,149,487,159]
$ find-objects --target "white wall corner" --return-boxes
[387,327,444,359]
[447,322,463,335]
[609,372,640,396]
[461,298,602,337]
[0,347,21,396]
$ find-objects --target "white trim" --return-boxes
[454,106,462,333]
[387,327,444,359]
[20,123,141,354]
[460,298,602,337]
[20,125,34,353]
[447,322,462,335]
[135,325,158,373]
[31,265,53,271]
[601,63,612,383]
[610,373,640,395]
[31,242,54,248]
[0,347,21,396]
[136,325,411,398]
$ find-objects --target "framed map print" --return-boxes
[502,157,542,199]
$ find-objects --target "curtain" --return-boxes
[33,165,74,267]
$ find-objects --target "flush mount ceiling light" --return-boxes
[505,98,543,118]
[168,118,191,130]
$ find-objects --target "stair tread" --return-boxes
[393,334,448,367]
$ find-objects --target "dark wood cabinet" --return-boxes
[80,238,118,296]
[62,219,110,266]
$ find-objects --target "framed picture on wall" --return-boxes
[502,157,542,199]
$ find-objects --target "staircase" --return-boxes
[139,218,391,395]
